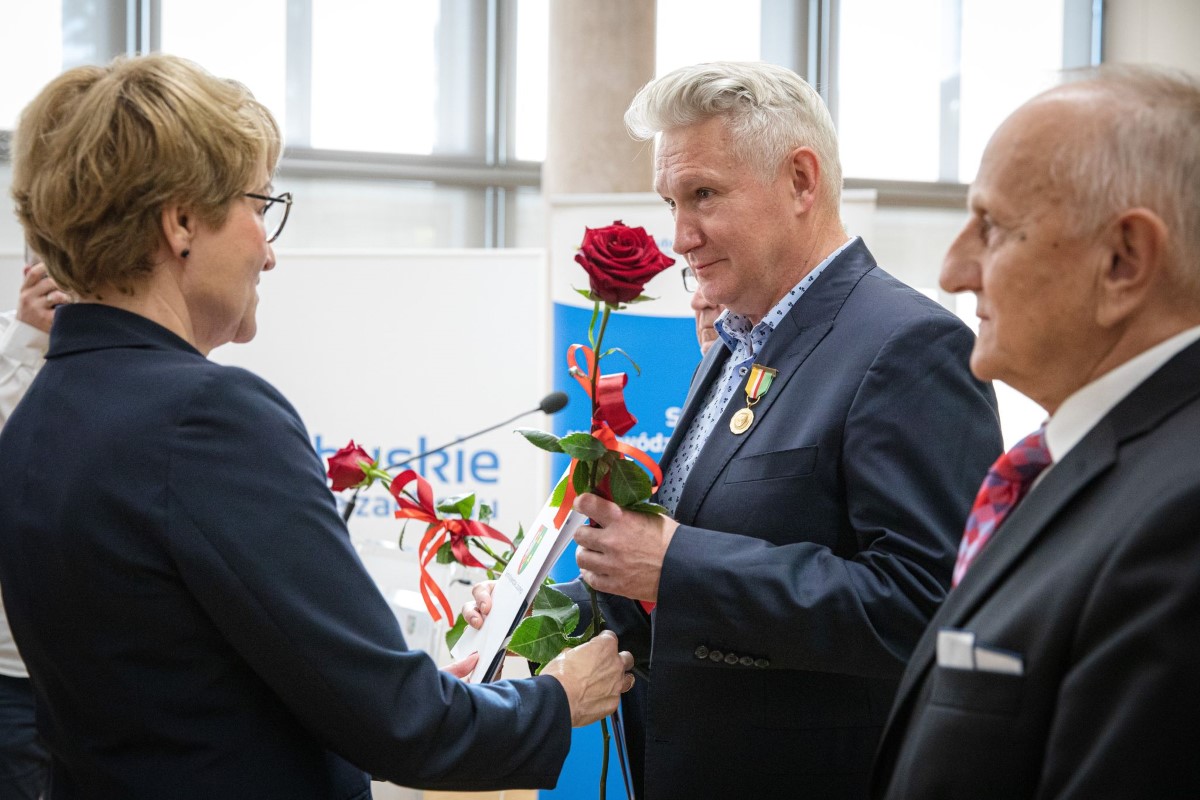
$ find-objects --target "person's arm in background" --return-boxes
[0,265,70,425]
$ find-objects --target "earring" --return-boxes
[181,249,190,258]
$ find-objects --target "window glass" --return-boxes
[0,4,64,129]
[656,0,761,76]
[836,0,944,182]
[957,0,1064,180]
[514,0,549,162]
[160,0,287,129]
[837,0,1068,183]
[310,1,440,154]
[510,185,547,248]
[271,176,485,248]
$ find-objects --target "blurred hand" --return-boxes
[574,493,680,603]
[540,630,634,727]
[16,263,70,334]
[442,652,479,679]
[462,580,496,630]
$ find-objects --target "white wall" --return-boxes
[1105,0,1200,74]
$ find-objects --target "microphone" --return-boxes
[340,391,570,522]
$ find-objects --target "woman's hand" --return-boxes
[441,651,479,679]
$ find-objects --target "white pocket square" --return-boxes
[937,628,1024,675]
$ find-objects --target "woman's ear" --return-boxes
[161,204,194,260]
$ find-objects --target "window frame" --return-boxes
[0,0,1105,233]
[760,0,1104,206]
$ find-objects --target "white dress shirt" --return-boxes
[1046,325,1200,463]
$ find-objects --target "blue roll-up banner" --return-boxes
[543,195,696,799]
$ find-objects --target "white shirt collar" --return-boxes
[1045,325,1200,462]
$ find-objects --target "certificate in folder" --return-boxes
[451,485,586,683]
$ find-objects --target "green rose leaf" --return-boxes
[437,492,476,519]
[550,473,569,508]
[599,347,642,376]
[435,541,455,564]
[507,614,571,665]
[626,501,669,515]
[586,298,601,347]
[608,458,653,506]
[529,585,580,633]
[445,613,468,650]
[516,428,565,453]
[572,460,591,495]
[559,432,608,462]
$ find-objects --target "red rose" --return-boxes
[327,440,375,491]
[574,220,675,305]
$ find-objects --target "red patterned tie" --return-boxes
[952,427,1051,587]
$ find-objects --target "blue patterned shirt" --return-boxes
[658,238,856,514]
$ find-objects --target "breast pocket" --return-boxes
[725,445,818,484]
[929,665,1024,717]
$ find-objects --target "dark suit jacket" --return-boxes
[0,305,570,800]
[870,338,1200,799]
[569,240,1002,799]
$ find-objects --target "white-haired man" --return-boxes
[870,65,1200,799]
[562,62,1002,798]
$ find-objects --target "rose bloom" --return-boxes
[326,440,374,491]
[575,220,675,305]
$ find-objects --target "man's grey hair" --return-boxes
[1046,64,1200,289]
[625,61,842,206]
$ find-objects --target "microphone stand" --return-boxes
[340,394,567,522]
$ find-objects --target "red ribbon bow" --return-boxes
[569,344,637,435]
[389,469,512,623]
[554,345,663,527]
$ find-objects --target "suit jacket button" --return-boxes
[739,656,754,666]
[754,658,770,668]
[694,646,709,660]
[724,653,739,665]
[709,650,724,662]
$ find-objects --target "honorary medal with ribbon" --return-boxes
[730,363,777,434]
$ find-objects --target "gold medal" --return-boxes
[729,364,777,436]
[730,407,755,434]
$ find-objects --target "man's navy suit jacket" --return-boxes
[571,240,1002,799]
[0,305,571,799]
[871,337,1200,799]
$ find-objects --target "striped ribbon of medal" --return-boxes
[730,363,777,435]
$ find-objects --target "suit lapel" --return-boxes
[887,425,1117,722]
[883,337,1200,743]
[671,240,878,523]
[937,426,1115,627]
[657,344,729,474]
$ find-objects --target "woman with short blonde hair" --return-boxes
[0,53,629,799]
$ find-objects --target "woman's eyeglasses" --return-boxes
[245,191,293,243]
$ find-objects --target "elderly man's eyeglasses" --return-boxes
[245,191,293,243]
[682,266,698,293]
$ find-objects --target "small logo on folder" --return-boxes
[518,524,550,575]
